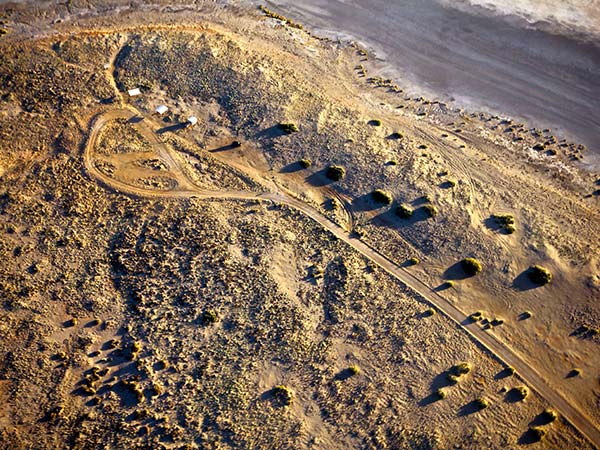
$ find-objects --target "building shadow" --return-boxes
[156,123,186,134]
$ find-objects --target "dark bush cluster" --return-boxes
[527,265,552,286]
[371,189,393,205]
[461,258,482,276]
[326,165,346,181]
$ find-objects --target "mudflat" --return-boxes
[264,0,600,158]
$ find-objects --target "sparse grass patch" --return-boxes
[326,165,346,181]
[527,265,552,286]
[461,258,482,276]
[396,204,413,219]
[371,189,393,205]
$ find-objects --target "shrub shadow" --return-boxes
[254,125,287,140]
[512,270,538,291]
[443,261,472,281]
[352,193,388,213]
[334,368,356,381]
[305,169,334,187]
[518,428,543,445]
[494,367,514,380]
[279,162,304,174]
[504,388,525,403]
[371,205,430,229]
[209,142,241,153]
[458,400,482,416]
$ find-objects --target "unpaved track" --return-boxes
[84,108,600,448]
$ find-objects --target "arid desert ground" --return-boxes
[0,1,598,449]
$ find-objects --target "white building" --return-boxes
[155,105,168,115]
[127,88,141,97]
[186,116,198,127]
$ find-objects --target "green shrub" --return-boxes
[389,132,403,139]
[527,265,552,285]
[278,123,298,133]
[408,257,419,265]
[450,362,471,377]
[348,365,360,376]
[435,389,446,400]
[371,189,393,205]
[475,398,489,409]
[369,119,382,126]
[567,368,581,378]
[326,165,346,181]
[512,385,529,401]
[424,308,436,317]
[299,158,312,169]
[201,310,218,325]
[469,311,483,321]
[396,204,413,219]
[492,214,516,234]
[461,258,482,276]
[541,409,557,423]
[273,385,293,406]
[528,426,546,442]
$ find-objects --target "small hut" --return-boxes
[186,116,198,128]
[154,105,168,116]
[127,88,141,97]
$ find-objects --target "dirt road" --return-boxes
[84,107,600,448]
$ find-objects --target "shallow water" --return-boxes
[259,0,600,154]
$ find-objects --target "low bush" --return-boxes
[278,123,298,133]
[396,204,413,219]
[540,409,557,423]
[371,189,393,205]
[201,310,218,325]
[435,389,446,400]
[475,398,489,410]
[369,119,382,126]
[512,385,529,401]
[423,204,438,218]
[528,426,546,442]
[348,365,360,376]
[408,257,419,265]
[273,385,293,406]
[326,165,346,181]
[461,258,482,276]
[299,159,312,169]
[450,362,471,377]
[527,265,552,285]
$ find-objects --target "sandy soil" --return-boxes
[0,1,599,449]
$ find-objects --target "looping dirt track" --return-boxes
[84,106,600,449]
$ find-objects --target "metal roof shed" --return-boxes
[128,88,141,97]
[155,105,168,115]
